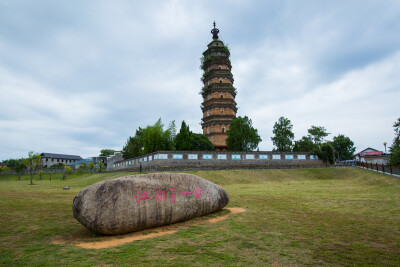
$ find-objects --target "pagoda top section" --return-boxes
[211,21,219,40]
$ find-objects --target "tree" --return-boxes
[175,121,193,150]
[122,128,144,159]
[99,149,115,157]
[318,142,335,164]
[190,133,214,151]
[79,162,88,171]
[88,162,95,173]
[271,117,294,152]
[77,165,85,179]
[308,126,330,145]
[23,152,41,185]
[227,116,262,151]
[76,162,88,178]
[4,159,19,169]
[390,118,400,166]
[293,136,316,152]
[0,166,10,174]
[142,118,175,154]
[122,119,176,159]
[332,134,356,161]
[63,166,72,179]
[14,160,26,181]
[97,162,105,173]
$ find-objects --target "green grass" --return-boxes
[1,168,400,266]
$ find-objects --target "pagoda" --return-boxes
[200,22,237,151]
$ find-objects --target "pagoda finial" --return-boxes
[211,21,219,40]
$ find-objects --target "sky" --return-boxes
[0,0,399,160]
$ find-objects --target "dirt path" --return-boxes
[52,207,246,249]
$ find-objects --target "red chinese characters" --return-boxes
[134,191,150,204]
[134,186,210,204]
[155,189,166,202]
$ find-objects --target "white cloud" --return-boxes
[251,50,400,151]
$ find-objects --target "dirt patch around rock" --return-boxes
[51,207,245,249]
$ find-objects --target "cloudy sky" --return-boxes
[1,0,399,160]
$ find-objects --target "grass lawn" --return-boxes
[1,168,400,266]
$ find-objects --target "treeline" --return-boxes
[271,116,356,164]
[121,119,214,159]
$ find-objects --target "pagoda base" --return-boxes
[214,145,228,151]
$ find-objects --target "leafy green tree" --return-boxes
[271,117,294,152]
[293,136,316,152]
[332,134,356,161]
[308,126,330,145]
[79,162,88,171]
[390,118,400,166]
[76,165,85,179]
[227,116,262,151]
[190,133,214,151]
[174,121,213,151]
[318,142,335,164]
[122,119,176,159]
[23,152,41,185]
[175,121,193,150]
[390,147,400,166]
[14,160,26,181]
[122,128,144,159]
[88,162,95,173]
[63,166,72,179]
[97,162,105,173]
[4,159,19,169]
[142,119,176,154]
[168,120,177,146]
[0,166,10,174]
[99,149,115,157]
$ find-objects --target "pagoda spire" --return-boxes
[211,21,219,40]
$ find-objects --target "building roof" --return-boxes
[68,158,93,166]
[40,153,83,160]
[356,148,385,157]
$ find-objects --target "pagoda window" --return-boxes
[207,128,210,134]
[207,110,210,116]
[222,109,225,115]
[220,80,222,83]
[219,66,222,69]
[222,127,225,133]
[221,94,223,98]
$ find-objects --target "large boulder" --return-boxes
[73,173,229,235]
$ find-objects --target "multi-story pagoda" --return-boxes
[201,22,237,151]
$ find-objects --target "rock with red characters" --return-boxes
[72,173,229,235]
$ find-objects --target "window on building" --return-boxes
[207,110,210,116]
[220,80,222,83]
[222,109,225,115]
[221,94,223,98]
[222,127,225,133]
